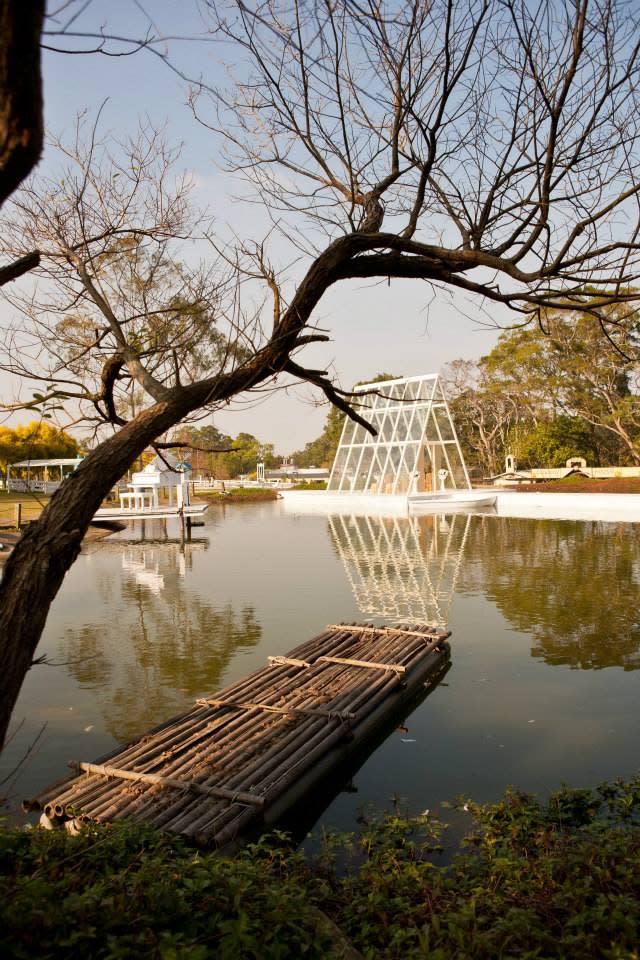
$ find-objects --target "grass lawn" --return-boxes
[0,490,51,526]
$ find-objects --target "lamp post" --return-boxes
[256,450,265,484]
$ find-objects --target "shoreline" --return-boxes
[0,519,125,565]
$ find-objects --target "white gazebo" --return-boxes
[327,373,470,496]
[6,456,83,494]
[122,454,191,511]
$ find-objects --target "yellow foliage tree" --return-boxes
[0,421,78,481]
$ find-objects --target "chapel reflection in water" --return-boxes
[329,512,640,672]
[328,512,471,626]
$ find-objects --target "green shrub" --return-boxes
[203,488,278,503]
[3,778,640,958]
[0,824,328,959]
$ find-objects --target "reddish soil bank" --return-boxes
[505,477,640,494]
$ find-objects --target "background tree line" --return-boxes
[170,425,279,480]
[445,305,640,477]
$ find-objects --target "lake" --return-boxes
[3,501,640,833]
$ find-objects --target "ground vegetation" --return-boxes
[2,779,640,958]
[203,488,279,503]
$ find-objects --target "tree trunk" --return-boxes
[0,2,44,207]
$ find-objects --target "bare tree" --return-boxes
[2,0,640,747]
[0,119,242,437]
[442,359,525,476]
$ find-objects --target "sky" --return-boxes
[0,1,507,455]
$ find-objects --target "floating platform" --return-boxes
[280,489,497,516]
[94,503,209,522]
[26,622,450,849]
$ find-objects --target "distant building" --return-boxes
[265,466,330,482]
[489,455,640,485]
[6,456,83,494]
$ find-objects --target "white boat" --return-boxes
[408,490,497,512]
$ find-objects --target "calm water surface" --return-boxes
[3,502,640,831]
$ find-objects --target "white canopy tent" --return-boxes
[327,373,470,496]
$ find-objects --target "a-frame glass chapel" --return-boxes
[327,373,470,496]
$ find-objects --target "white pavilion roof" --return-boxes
[9,457,83,468]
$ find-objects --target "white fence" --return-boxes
[7,478,62,494]
[191,478,297,492]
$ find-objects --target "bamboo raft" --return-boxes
[26,622,450,849]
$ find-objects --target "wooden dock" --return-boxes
[94,503,209,522]
[26,622,450,849]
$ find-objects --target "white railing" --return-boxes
[191,478,296,491]
[7,479,62,494]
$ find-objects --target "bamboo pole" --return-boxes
[316,655,406,673]
[267,656,311,668]
[195,698,356,721]
[325,623,450,640]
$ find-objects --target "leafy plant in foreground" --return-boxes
[2,779,640,958]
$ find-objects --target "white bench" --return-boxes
[119,490,154,512]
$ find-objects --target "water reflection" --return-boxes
[328,513,471,625]
[7,505,640,833]
[462,517,640,670]
[61,534,261,741]
[328,512,640,671]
